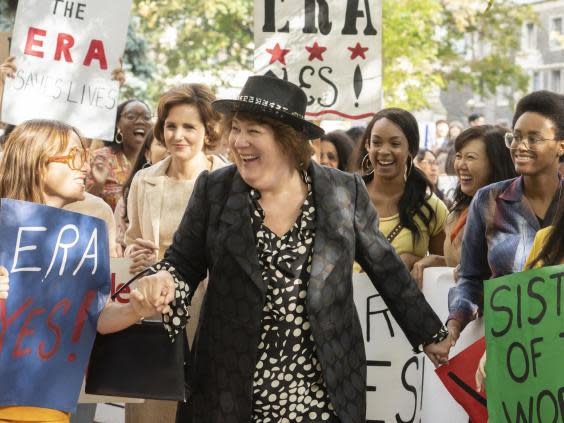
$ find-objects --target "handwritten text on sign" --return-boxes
[484,266,564,423]
[0,199,110,413]
[0,0,132,140]
[254,0,382,120]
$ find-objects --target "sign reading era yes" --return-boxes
[0,199,110,412]
[484,265,564,423]
[254,0,381,120]
[0,0,132,140]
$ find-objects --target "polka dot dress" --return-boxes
[249,172,337,423]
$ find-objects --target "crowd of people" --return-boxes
[0,52,563,423]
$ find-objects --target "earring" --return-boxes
[361,154,374,176]
[115,129,123,144]
[404,155,413,182]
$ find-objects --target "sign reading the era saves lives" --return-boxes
[0,0,132,140]
[0,199,110,412]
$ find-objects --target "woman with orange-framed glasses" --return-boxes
[0,119,168,423]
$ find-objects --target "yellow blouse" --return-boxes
[0,406,69,422]
[379,194,448,257]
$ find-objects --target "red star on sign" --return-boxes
[348,42,369,60]
[266,43,291,65]
[305,42,327,62]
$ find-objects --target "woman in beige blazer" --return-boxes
[123,83,227,423]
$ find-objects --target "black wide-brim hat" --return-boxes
[212,75,325,140]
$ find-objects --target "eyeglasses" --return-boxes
[504,132,558,150]
[47,147,90,171]
[419,159,438,166]
[123,112,153,122]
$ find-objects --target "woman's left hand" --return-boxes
[423,335,454,367]
[129,287,159,318]
[111,58,125,87]
[475,351,487,392]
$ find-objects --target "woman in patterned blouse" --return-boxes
[134,76,451,423]
[447,90,564,346]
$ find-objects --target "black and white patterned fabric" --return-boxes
[248,172,337,422]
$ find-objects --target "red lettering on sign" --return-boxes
[38,298,71,360]
[54,33,75,63]
[83,40,107,70]
[12,307,45,358]
[24,27,46,58]
[0,298,33,354]
[72,290,96,343]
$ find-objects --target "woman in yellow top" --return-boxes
[361,108,448,279]
[0,121,167,423]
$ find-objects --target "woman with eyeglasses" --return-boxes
[0,120,167,423]
[446,90,564,350]
[86,99,153,211]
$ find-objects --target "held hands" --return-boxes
[0,266,9,300]
[423,334,455,367]
[128,238,158,274]
[134,270,176,315]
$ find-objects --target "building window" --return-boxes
[532,71,541,91]
[551,69,562,92]
[523,22,536,50]
[550,17,564,50]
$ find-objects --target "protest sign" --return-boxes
[254,0,381,121]
[353,271,424,422]
[0,0,132,140]
[484,265,564,423]
[0,32,10,65]
[0,198,110,412]
[421,267,484,423]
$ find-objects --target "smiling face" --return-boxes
[118,101,152,150]
[43,132,89,208]
[454,138,491,197]
[229,116,294,192]
[319,140,339,169]
[366,117,410,181]
[163,103,207,162]
[511,112,564,176]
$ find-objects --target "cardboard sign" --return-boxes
[0,0,132,140]
[254,0,381,121]
[0,199,110,412]
[353,272,424,422]
[435,337,488,423]
[420,267,484,423]
[0,32,10,65]
[484,265,564,423]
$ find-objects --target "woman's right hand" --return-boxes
[0,56,16,84]
[128,238,158,274]
[0,266,9,299]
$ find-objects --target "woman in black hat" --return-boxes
[136,75,452,423]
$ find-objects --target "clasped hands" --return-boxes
[423,319,461,367]
[129,270,176,318]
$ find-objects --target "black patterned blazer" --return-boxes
[164,161,443,423]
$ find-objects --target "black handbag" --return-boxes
[85,269,189,401]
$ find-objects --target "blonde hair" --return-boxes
[0,119,84,204]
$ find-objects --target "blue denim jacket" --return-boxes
[447,176,562,328]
